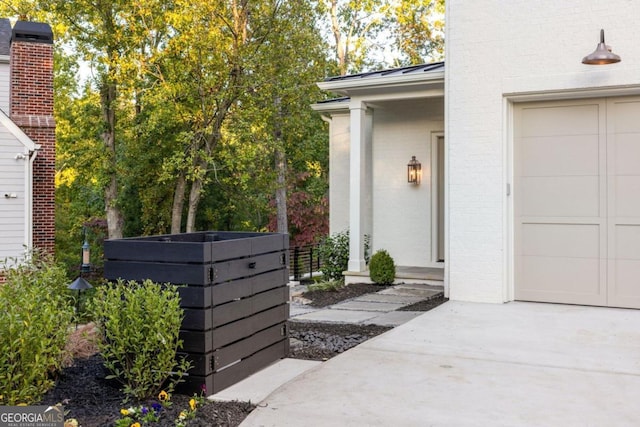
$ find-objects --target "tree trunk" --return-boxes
[185,177,203,233]
[105,175,123,239]
[275,145,288,235]
[171,173,186,234]
[101,79,124,239]
[329,0,347,74]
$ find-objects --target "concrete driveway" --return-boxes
[241,301,640,426]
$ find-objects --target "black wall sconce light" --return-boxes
[582,29,621,65]
[407,156,421,184]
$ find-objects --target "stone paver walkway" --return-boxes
[290,283,443,327]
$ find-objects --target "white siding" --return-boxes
[446,0,640,302]
[0,123,28,261]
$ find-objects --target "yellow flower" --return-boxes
[120,409,129,416]
[158,390,169,401]
[189,398,197,411]
[131,423,141,427]
[64,419,79,427]
[179,411,187,420]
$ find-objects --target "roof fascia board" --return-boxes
[318,71,444,94]
[349,87,444,102]
[310,102,350,113]
[0,109,39,151]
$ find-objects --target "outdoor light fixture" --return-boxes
[81,228,91,274]
[69,229,93,329]
[407,156,421,184]
[582,29,621,65]
[68,277,93,329]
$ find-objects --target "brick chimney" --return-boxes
[10,21,55,254]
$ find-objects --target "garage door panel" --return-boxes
[516,97,640,309]
[515,98,607,308]
[609,259,640,308]
[613,177,640,217]
[520,135,599,177]
[610,134,640,174]
[613,225,640,260]
[521,223,599,258]
[521,176,599,217]
[519,104,600,137]
[517,256,603,304]
[608,100,640,133]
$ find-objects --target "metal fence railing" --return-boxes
[289,243,322,281]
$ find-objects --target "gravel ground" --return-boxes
[288,321,392,360]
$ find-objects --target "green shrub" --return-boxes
[318,231,370,282]
[318,231,350,282]
[90,279,191,400]
[0,253,73,405]
[307,279,344,292]
[369,250,396,285]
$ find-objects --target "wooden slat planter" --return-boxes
[103,231,289,395]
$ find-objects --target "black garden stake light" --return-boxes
[407,155,421,184]
[68,228,93,329]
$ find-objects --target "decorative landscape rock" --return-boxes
[103,231,289,395]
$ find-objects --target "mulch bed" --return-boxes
[40,354,253,427]
[397,294,449,311]
[40,282,446,426]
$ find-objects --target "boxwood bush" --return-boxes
[369,250,396,285]
[0,253,73,405]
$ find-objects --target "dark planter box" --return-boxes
[103,231,290,395]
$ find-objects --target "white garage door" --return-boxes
[514,97,640,309]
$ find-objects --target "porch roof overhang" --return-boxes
[313,63,445,114]
[317,62,445,98]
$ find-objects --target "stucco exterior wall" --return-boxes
[446,1,640,302]
[372,99,443,267]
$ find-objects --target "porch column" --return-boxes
[348,100,367,272]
